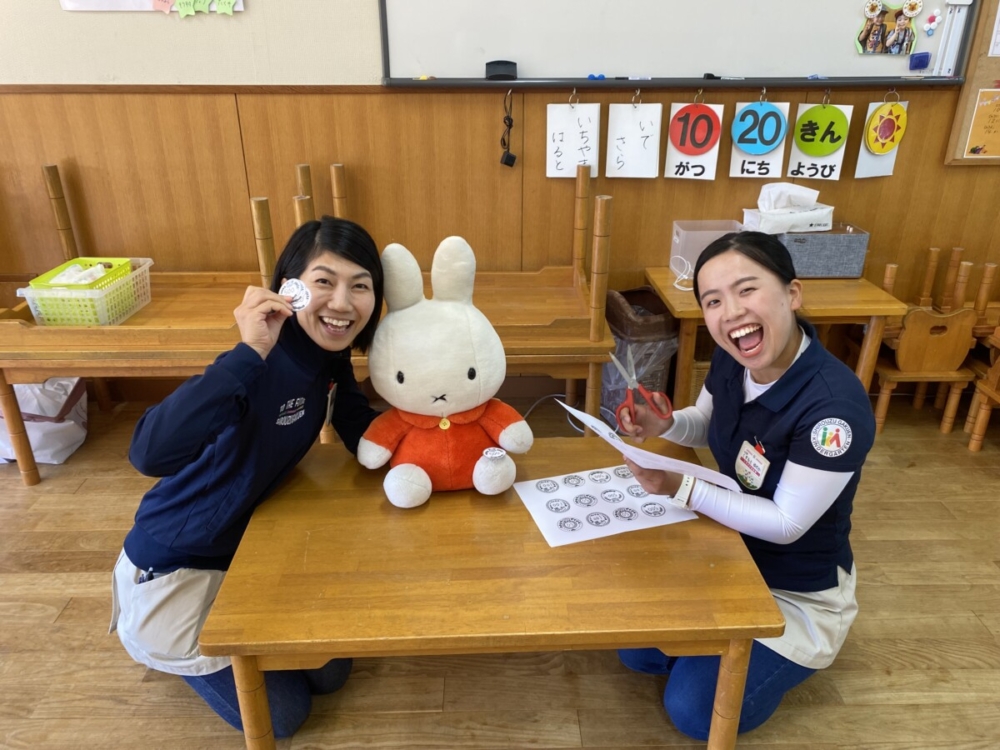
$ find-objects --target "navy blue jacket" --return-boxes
[705,320,875,592]
[124,318,377,573]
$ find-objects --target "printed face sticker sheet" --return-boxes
[514,464,696,548]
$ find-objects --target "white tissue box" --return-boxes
[742,204,833,234]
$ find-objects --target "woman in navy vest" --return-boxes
[110,217,383,738]
[618,231,875,739]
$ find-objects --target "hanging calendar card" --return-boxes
[786,102,853,181]
[664,101,724,180]
[856,100,909,178]
[546,103,601,178]
[605,103,663,178]
[729,101,790,179]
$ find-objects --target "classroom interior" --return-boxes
[2,1,1000,748]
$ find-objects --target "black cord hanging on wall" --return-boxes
[500,89,516,167]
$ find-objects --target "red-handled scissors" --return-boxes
[609,346,673,431]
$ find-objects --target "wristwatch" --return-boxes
[671,474,696,509]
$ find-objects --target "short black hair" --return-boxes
[693,231,798,304]
[271,216,384,353]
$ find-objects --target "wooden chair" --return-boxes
[41,164,113,413]
[873,307,978,434]
[966,330,1000,451]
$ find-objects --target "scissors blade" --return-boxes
[626,347,638,382]
[609,352,633,383]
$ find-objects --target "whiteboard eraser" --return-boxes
[486,60,517,80]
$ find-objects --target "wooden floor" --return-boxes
[2,391,1000,750]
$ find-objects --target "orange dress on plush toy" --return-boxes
[362,399,524,491]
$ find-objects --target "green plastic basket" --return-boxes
[28,257,133,290]
[17,258,153,326]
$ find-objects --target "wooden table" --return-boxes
[199,437,784,750]
[645,267,909,409]
[0,270,614,486]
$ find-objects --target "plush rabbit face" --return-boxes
[368,237,506,418]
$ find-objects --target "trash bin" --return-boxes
[602,286,678,424]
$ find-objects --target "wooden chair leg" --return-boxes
[912,382,929,410]
[565,378,579,408]
[874,378,896,435]
[933,382,949,410]
[940,382,966,433]
[964,391,981,434]
[968,399,993,452]
[92,377,114,412]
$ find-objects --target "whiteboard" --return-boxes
[382,0,974,82]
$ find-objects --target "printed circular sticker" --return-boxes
[546,498,571,513]
[558,517,583,532]
[278,278,312,311]
[864,102,907,155]
[586,512,611,527]
[794,105,849,157]
[811,418,853,457]
[574,493,598,507]
[627,484,648,498]
[588,471,612,484]
[601,489,625,503]
[483,447,506,460]
[614,507,638,522]
[641,502,667,517]
[536,480,559,493]
[563,474,586,487]
[613,465,633,479]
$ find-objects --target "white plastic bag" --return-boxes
[0,377,88,464]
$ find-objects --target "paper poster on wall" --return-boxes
[664,101,724,181]
[59,1,243,10]
[856,1,922,55]
[990,3,1000,56]
[605,103,663,178]
[546,103,601,178]
[729,101,790,179]
[787,102,854,180]
[855,99,909,178]
[964,89,1000,156]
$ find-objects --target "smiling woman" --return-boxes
[109,216,384,739]
[615,231,876,742]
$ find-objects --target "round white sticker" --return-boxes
[278,278,311,311]
[811,418,853,457]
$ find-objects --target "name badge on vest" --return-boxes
[735,440,770,490]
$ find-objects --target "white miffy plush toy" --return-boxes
[356,236,534,508]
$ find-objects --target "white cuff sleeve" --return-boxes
[660,385,713,447]
[689,461,854,544]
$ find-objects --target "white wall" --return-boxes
[0,0,383,85]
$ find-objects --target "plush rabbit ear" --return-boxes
[381,243,425,311]
[430,236,476,303]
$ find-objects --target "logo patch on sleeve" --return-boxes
[811,418,852,457]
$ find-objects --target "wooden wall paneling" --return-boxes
[0,93,255,274]
[236,92,523,271]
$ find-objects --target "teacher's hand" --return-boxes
[618,392,674,443]
[624,458,684,497]
[234,286,294,360]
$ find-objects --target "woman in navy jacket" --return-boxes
[618,231,875,739]
[110,217,383,737]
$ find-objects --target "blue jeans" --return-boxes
[182,658,352,738]
[618,643,815,740]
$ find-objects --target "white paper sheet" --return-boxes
[786,103,853,181]
[514,463,696,547]
[729,101,790,179]
[555,400,741,493]
[664,102,723,181]
[546,103,601,178]
[605,103,663,178]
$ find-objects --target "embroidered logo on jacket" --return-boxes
[276,397,306,426]
[810,418,852,457]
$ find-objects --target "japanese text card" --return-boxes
[856,100,909,178]
[605,103,663,178]
[514,463,696,547]
[547,103,601,178]
[786,103,853,181]
[664,102,724,181]
[729,101,790,179]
